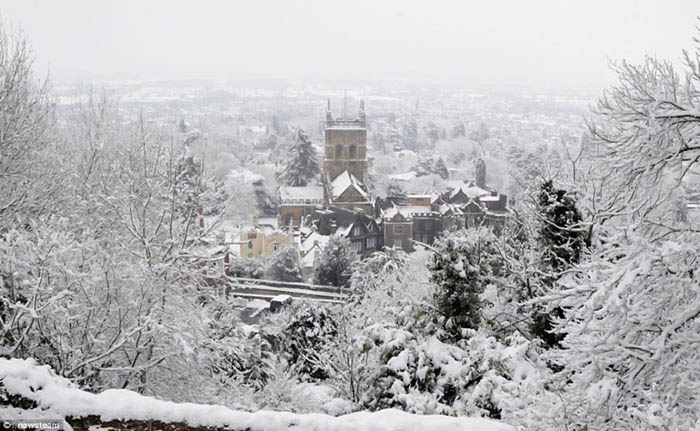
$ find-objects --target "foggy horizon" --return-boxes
[4,0,699,95]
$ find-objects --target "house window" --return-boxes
[367,236,376,248]
[353,226,362,236]
[349,144,357,158]
[248,240,254,249]
[247,252,252,258]
[335,144,342,159]
[352,240,362,253]
[272,242,280,251]
[394,225,403,234]
[393,239,402,248]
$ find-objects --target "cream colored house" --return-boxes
[239,217,294,259]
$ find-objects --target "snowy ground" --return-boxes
[0,358,513,431]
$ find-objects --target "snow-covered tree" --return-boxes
[0,22,57,224]
[413,156,449,180]
[475,158,487,188]
[266,246,304,282]
[428,228,501,340]
[227,257,266,279]
[543,231,700,430]
[276,128,320,187]
[312,235,357,288]
[282,303,338,380]
[537,27,700,430]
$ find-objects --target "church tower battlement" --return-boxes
[323,99,368,182]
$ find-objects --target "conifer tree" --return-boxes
[434,157,449,180]
[475,158,487,188]
[266,246,304,282]
[276,128,320,187]
[312,235,357,288]
[429,228,498,340]
[529,179,585,347]
[536,180,585,274]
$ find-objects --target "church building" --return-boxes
[322,100,373,214]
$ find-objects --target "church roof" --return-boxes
[449,181,491,199]
[331,170,370,201]
[279,186,324,202]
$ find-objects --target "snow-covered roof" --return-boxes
[228,168,264,185]
[388,171,417,181]
[301,249,319,268]
[439,203,464,215]
[301,231,330,254]
[335,225,352,237]
[280,186,324,202]
[382,205,435,220]
[449,181,491,199]
[383,206,412,221]
[331,170,370,201]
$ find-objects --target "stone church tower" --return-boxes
[323,100,368,182]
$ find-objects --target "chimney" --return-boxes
[499,194,507,210]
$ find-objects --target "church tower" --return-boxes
[323,99,368,182]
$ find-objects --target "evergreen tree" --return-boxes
[434,157,449,180]
[475,158,487,188]
[428,228,499,340]
[227,258,266,279]
[312,235,357,288]
[402,119,418,151]
[252,178,278,217]
[282,303,338,380]
[266,246,304,282]
[276,128,320,187]
[387,182,407,199]
[529,179,585,347]
[536,180,585,273]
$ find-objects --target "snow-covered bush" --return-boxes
[266,246,304,282]
[281,302,338,380]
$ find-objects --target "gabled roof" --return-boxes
[439,203,464,216]
[447,180,491,200]
[300,231,330,254]
[382,206,413,221]
[331,170,370,201]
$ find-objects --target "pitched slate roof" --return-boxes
[331,170,370,201]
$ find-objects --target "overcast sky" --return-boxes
[3,0,699,93]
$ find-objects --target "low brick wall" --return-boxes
[66,416,237,431]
